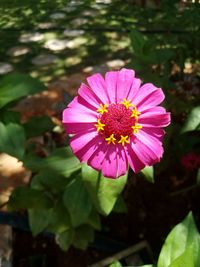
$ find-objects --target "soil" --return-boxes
[12,229,110,267]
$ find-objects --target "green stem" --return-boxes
[170,184,199,197]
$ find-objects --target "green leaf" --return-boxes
[169,247,194,267]
[157,212,200,267]
[112,196,127,213]
[63,177,92,227]
[155,48,174,64]
[82,164,128,216]
[23,116,55,138]
[0,122,25,159]
[28,208,50,236]
[130,30,146,55]
[141,166,154,183]
[197,169,200,185]
[8,187,53,210]
[1,110,21,124]
[24,147,81,177]
[87,208,101,230]
[56,229,74,251]
[109,261,123,267]
[181,106,200,133]
[48,200,71,234]
[73,225,94,250]
[109,264,154,267]
[31,171,69,193]
[0,73,45,108]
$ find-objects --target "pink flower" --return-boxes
[62,68,171,178]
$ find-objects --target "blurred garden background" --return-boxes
[0,0,200,267]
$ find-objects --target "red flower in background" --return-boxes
[181,152,200,171]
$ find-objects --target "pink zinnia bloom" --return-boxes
[62,68,171,178]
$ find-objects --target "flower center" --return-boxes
[101,103,136,140]
[95,99,142,146]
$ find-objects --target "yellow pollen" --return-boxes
[132,123,142,134]
[118,135,130,146]
[131,108,141,120]
[121,98,134,109]
[97,103,108,115]
[105,134,116,145]
[95,119,105,132]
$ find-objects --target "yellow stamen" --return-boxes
[132,123,142,134]
[95,119,105,132]
[131,108,141,120]
[118,135,129,146]
[97,103,108,115]
[105,134,116,145]
[121,98,134,109]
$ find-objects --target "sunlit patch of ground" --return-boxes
[0,63,13,75]
[49,12,66,20]
[0,154,31,209]
[37,22,57,30]
[14,88,64,121]
[7,46,31,57]
[63,29,85,37]
[31,54,59,66]
[0,0,132,81]
[19,32,44,43]
[44,39,69,51]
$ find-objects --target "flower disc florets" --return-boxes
[95,99,142,146]
[100,103,136,140]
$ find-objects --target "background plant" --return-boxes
[109,212,200,267]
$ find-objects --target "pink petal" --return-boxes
[63,122,95,134]
[88,143,108,171]
[116,68,135,102]
[105,71,118,103]
[142,127,165,141]
[101,145,118,178]
[133,83,165,111]
[125,143,145,173]
[63,108,97,123]
[139,107,171,127]
[127,77,142,101]
[87,73,109,104]
[78,83,101,109]
[63,96,97,124]
[70,131,98,153]
[68,94,98,113]
[130,138,159,167]
[116,145,128,177]
[91,144,128,178]
[141,106,166,115]
[70,132,104,162]
[135,130,164,163]
[139,114,170,128]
